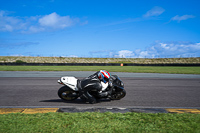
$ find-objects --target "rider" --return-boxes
[79,70,112,104]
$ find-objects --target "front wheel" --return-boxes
[58,86,79,101]
[110,89,126,100]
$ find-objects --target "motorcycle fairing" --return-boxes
[58,76,79,91]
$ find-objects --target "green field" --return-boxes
[0,112,199,133]
[0,66,200,74]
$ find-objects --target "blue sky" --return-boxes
[0,0,200,58]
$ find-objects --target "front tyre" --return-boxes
[58,86,79,101]
[110,89,126,100]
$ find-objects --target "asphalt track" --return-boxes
[0,71,200,113]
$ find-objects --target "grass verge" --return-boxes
[0,112,199,133]
[0,66,200,74]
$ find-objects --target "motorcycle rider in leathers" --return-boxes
[79,70,112,104]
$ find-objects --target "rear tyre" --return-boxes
[110,89,126,100]
[58,86,79,101]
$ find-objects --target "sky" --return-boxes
[0,0,200,58]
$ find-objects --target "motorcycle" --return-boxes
[57,75,126,102]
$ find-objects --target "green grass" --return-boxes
[0,112,199,133]
[0,66,200,74]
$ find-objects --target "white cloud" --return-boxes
[0,10,82,33]
[171,15,195,22]
[39,12,74,29]
[87,42,200,58]
[114,42,200,58]
[143,6,165,17]
[0,10,26,32]
[117,50,135,58]
[103,6,165,27]
[67,55,78,58]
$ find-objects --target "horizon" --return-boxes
[1,55,200,59]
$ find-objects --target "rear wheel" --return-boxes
[58,86,79,101]
[110,89,126,100]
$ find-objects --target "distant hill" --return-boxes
[0,56,200,64]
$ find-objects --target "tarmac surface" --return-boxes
[1,71,200,78]
[0,71,200,113]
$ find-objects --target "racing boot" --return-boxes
[88,96,97,104]
[81,91,97,104]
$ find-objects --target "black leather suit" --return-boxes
[78,71,108,104]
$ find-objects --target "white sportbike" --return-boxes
[57,75,126,102]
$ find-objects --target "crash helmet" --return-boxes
[98,70,110,83]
